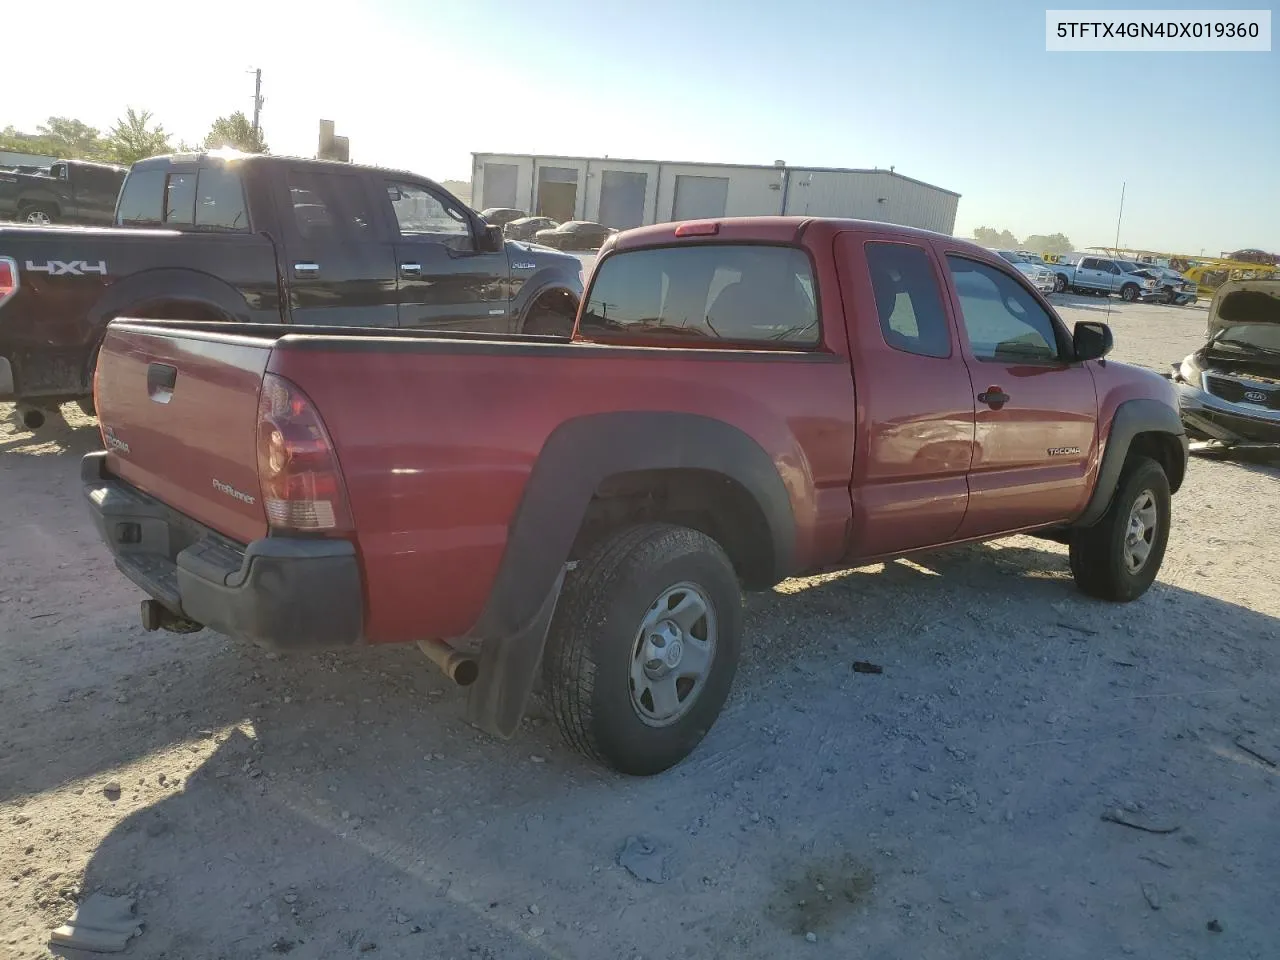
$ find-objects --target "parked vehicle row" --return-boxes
[0,159,126,226]
[82,215,1188,775]
[1049,255,1163,301]
[503,216,558,241]
[0,153,584,426]
[995,250,1057,294]
[480,207,619,250]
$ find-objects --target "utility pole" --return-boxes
[250,68,263,140]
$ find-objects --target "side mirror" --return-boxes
[479,223,504,253]
[1073,321,1113,362]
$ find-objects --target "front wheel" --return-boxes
[1054,274,1068,293]
[542,523,742,775]
[21,205,55,225]
[1069,456,1170,602]
[1121,283,1140,302]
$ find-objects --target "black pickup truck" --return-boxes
[0,159,126,226]
[0,152,583,426]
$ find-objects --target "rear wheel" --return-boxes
[1069,456,1170,602]
[542,523,742,775]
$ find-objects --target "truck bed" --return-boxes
[93,319,856,644]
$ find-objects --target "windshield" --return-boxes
[1211,323,1280,353]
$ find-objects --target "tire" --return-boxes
[1121,284,1139,302]
[522,307,574,336]
[1069,456,1170,602]
[542,522,743,775]
[20,204,56,225]
[1054,274,1068,293]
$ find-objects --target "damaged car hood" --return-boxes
[1207,279,1280,337]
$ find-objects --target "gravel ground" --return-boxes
[2,297,1278,960]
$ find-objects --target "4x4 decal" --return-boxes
[25,259,107,276]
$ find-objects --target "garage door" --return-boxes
[598,170,647,229]
[672,175,729,221]
[483,163,518,209]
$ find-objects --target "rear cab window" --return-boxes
[116,162,250,231]
[580,244,819,346]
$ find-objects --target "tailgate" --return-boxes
[95,321,272,545]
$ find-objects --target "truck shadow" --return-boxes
[33,537,1279,957]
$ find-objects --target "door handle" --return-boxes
[293,262,319,275]
[400,262,422,277]
[978,386,1010,410]
[147,362,176,404]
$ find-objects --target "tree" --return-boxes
[106,108,172,164]
[203,112,267,153]
[972,226,1020,249]
[36,117,107,159]
[1022,233,1073,256]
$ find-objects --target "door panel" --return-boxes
[279,167,398,327]
[382,179,510,332]
[942,253,1098,536]
[836,233,975,560]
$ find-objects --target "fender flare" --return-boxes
[89,268,252,328]
[471,411,795,641]
[1073,398,1187,527]
[464,410,795,737]
[511,275,582,329]
[80,269,250,386]
[17,190,61,214]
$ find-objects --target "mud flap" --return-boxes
[465,565,568,739]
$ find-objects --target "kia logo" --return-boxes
[1244,390,1267,403]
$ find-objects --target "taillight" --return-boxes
[0,257,18,308]
[255,373,352,534]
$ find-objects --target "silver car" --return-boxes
[997,250,1057,295]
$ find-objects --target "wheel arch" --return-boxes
[517,285,580,334]
[17,192,61,216]
[513,279,580,331]
[80,269,250,387]
[1074,398,1188,527]
[469,411,796,643]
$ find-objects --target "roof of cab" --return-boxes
[126,151,443,186]
[609,216,984,254]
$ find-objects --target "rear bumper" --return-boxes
[1176,383,1280,444]
[82,451,364,649]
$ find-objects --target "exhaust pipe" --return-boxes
[140,599,203,635]
[417,639,479,687]
[16,404,45,430]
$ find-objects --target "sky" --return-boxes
[7,0,1278,253]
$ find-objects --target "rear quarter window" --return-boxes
[580,244,819,345]
[115,168,165,226]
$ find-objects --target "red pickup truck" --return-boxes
[83,217,1188,775]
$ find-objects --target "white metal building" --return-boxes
[471,153,960,234]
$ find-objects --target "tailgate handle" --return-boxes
[147,363,177,404]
